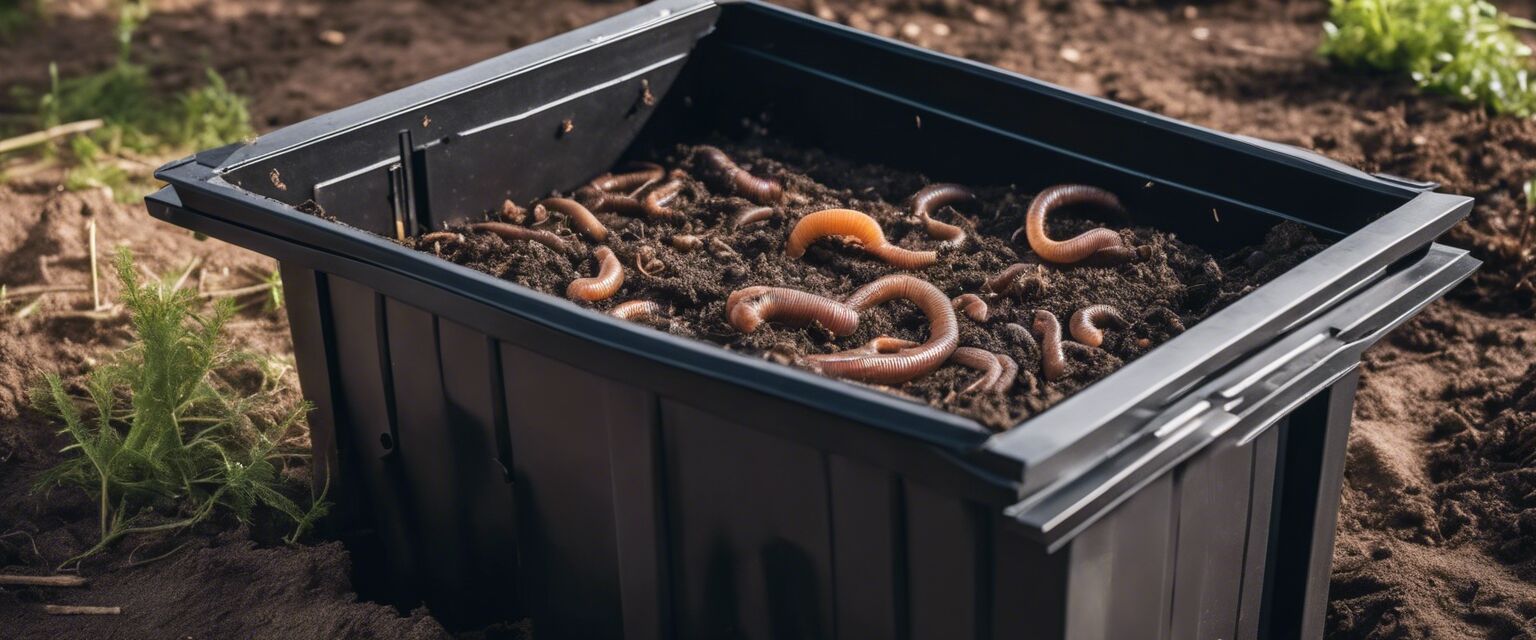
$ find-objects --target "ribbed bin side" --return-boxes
[282,260,1365,640]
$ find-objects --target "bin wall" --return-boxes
[283,260,1361,639]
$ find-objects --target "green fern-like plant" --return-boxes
[34,249,327,565]
[1322,0,1536,116]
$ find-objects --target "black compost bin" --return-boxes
[146,1,1477,637]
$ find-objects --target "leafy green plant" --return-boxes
[34,250,327,566]
[1322,0,1536,116]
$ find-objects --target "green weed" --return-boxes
[1322,0,1536,116]
[33,250,328,566]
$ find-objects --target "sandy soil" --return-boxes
[1,0,1532,638]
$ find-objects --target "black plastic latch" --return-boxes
[1369,173,1439,192]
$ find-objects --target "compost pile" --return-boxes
[403,140,1322,429]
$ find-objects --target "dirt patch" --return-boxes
[401,140,1317,428]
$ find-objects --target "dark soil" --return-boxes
[1,0,1533,638]
[411,140,1319,429]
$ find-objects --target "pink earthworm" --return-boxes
[725,286,859,336]
[993,353,1019,393]
[910,183,976,248]
[951,293,989,322]
[950,347,1003,394]
[538,197,608,243]
[732,205,776,229]
[1023,185,1136,265]
[786,209,937,270]
[642,178,689,221]
[983,263,1048,297]
[1032,310,1067,381]
[806,275,959,384]
[567,246,624,302]
[696,146,784,204]
[1069,304,1128,348]
[470,222,570,254]
[609,300,663,323]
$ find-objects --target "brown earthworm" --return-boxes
[994,353,1018,393]
[1023,185,1136,265]
[577,187,647,216]
[609,300,662,323]
[1032,310,1067,381]
[671,235,703,252]
[911,183,976,248]
[696,146,784,204]
[950,347,1003,394]
[643,178,689,221]
[1069,304,1128,348]
[951,294,988,322]
[419,231,463,245]
[589,162,664,195]
[807,275,959,384]
[471,222,570,254]
[567,246,624,302]
[725,286,858,336]
[732,206,776,229]
[786,209,937,269]
[809,336,920,363]
[983,263,1048,297]
[538,198,607,243]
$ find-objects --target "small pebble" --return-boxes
[1060,46,1082,63]
[1182,5,1199,19]
[318,29,346,46]
[931,22,951,37]
[1411,134,1428,146]
[972,7,993,24]
[901,22,922,39]
[1192,27,1211,41]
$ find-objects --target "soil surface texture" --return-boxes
[1,0,1533,638]
[407,141,1317,429]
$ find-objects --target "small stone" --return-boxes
[931,22,951,37]
[1182,5,1198,20]
[901,22,922,39]
[972,7,992,24]
[1060,46,1082,63]
[874,22,897,38]
[1411,134,1428,146]
[814,5,835,20]
[847,13,872,30]
[318,29,346,46]
[1192,27,1211,41]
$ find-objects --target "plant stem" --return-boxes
[0,119,104,156]
[0,574,88,587]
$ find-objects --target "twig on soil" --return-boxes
[47,304,123,322]
[44,604,121,615]
[200,281,275,300]
[88,219,101,311]
[0,574,88,588]
[170,257,202,292]
[11,298,44,319]
[0,119,104,156]
[0,284,89,299]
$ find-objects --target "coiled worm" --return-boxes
[725,286,859,336]
[471,222,570,254]
[696,146,784,204]
[807,275,959,384]
[911,183,976,248]
[1069,304,1128,348]
[567,246,624,302]
[786,209,937,269]
[643,178,688,221]
[951,294,989,322]
[994,353,1019,393]
[538,198,607,243]
[950,347,1003,394]
[1032,310,1067,381]
[1023,185,1136,265]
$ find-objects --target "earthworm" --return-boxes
[732,206,776,229]
[609,300,662,323]
[643,178,688,221]
[785,209,937,269]
[810,336,920,363]
[589,162,664,195]
[951,294,988,322]
[983,263,1048,297]
[1023,185,1137,265]
[419,231,462,245]
[696,146,784,204]
[538,198,607,242]
[725,286,858,336]
[577,187,647,216]
[994,353,1019,393]
[1069,304,1128,348]
[911,183,976,248]
[471,222,569,254]
[567,247,624,302]
[807,275,959,384]
[950,347,1003,394]
[671,235,703,252]
[1032,310,1067,381]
